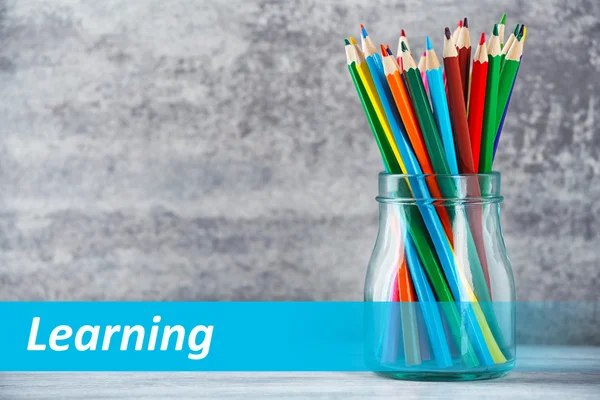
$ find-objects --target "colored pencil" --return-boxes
[498,14,507,49]
[467,33,488,169]
[389,215,420,366]
[404,235,452,368]
[396,29,409,67]
[494,26,525,158]
[361,24,384,77]
[442,27,476,174]
[345,39,400,173]
[418,52,429,96]
[424,36,459,175]
[479,24,502,173]
[501,24,519,69]
[452,19,462,45]
[496,36,523,132]
[457,17,471,105]
[362,26,405,131]
[348,37,405,173]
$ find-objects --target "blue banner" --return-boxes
[0,302,597,372]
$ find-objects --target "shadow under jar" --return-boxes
[364,172,515,381]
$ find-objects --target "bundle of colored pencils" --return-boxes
[346,14,526,368]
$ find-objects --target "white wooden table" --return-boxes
[1,346,599,399]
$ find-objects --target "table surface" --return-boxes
[1,346,599,399]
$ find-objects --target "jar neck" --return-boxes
[376,172,503,205]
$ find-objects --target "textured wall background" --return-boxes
[0,0,599,311]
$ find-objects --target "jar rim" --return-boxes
[377,171,501,178]
[377,171,502,203]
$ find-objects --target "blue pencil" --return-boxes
[424,36,459,174]
[404,235,453,368]
[361,26,403,129]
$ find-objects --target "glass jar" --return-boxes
[364,173,515,381]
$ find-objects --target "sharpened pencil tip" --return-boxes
[513,24,520,36]
[479,32,486,45]
[349,36,357,45]
[401,42,409,52]
[360,25,368,38]
[458,20,463,28]
[425,36,433,50]
[463,17,468,28]
[522,26,527,42]
[401,29,406,37]
[445,27,451,39]
[386,47,393,56]
[344,38,350,45]
[493,24,498,36]
[518,24,525,37]
[422,51,426,57]
[500,13,507,25]
[380,44,387,55]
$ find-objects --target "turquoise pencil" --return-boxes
[424,36,459,175]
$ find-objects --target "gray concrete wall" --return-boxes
[0,0,598,320]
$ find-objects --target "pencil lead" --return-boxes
[522,26,527,42]
[425,36,433,50]
[518,24,525,39]
[493,23,498,36]
[500,13,507,25]
[344,38,350,45]
[479,32,486,45]
[513,24,520,36]
[380,44,387,56]
[445,27,452,40]
[386,47,393,56]
[386,44,391,50]
[422,51,426,57]
[463,17,468,28]
[361,25,368,39]
[458,20,463,28]
[401,29,406,37]
[349,36,357,45]
[401,41,409,52]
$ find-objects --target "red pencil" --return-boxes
[443,27,475,174]
[468,33,488,169]
[457,17,471,105]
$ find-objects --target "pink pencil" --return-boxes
[418,51,429,96]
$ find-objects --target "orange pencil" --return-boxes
[382,46,454,246]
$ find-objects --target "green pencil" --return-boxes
[480,24,502,173]
[400,42,451,175]
[498,14,507,50]
[500,24,519,70]
[496,37,523,131]
[345,39,400,173]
